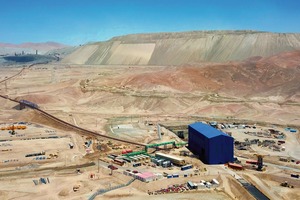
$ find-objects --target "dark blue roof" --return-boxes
[189,122,231,139]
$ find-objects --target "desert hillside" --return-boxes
[81,50,300,101]
[62,30,300,65]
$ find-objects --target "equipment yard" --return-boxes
[0,63,300,200]
[0,122,87,169]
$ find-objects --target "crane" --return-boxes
[253,153,269,171]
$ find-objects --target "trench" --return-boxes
[237,178,270,200]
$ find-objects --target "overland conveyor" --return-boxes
[0,94,146,147]
[0,63,146,147]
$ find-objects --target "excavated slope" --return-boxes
[62,30,300,65]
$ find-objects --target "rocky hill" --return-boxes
[62,30,300,65]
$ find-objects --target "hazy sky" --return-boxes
[1,0,300,45]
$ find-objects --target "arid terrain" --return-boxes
[0,42,69,55]
[0,30,300,200]
[62,31,300,65]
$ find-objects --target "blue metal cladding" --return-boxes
[188,122,234,164]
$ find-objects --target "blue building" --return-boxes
[188,122,234,164]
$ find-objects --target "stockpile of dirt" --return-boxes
[62,31,300,65]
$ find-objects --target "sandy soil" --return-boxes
[2,64,298,128]
[62,45,99,64]
[106,43,156,65]
[98,189,230,200]
[0,63,299,199]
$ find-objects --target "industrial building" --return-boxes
[155,152,186,166]
[188,122,234,164]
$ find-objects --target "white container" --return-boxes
[212,179,219,185]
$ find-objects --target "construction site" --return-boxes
[1,29,300,200]
[0,62,299,200]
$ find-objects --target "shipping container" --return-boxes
[206,182,212,188]
[246,160,258,165]
[198,182,205,188]
[110,154,118,158]
[108,165,118,170]
[113,158,125,166]
[162,161,169,168]
[25,151,45,157]
[133,162,141,167]
[291,174,299,178]
[123,157,132,163]
[228,162,243,170]
[187,181,195,189]
[172,174,179,178]
[279,157,289,162]
[212,179,219,185]
[126,149,133,153]
[156,159,164,166]
[181,164,193,171]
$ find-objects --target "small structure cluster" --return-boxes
[32,177,50,186]
[148,179,220,195]
[187,179,220,189]
[123,170,162,182]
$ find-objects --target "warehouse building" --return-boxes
[188,122,234,164]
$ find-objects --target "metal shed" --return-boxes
[188,122,234,164]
